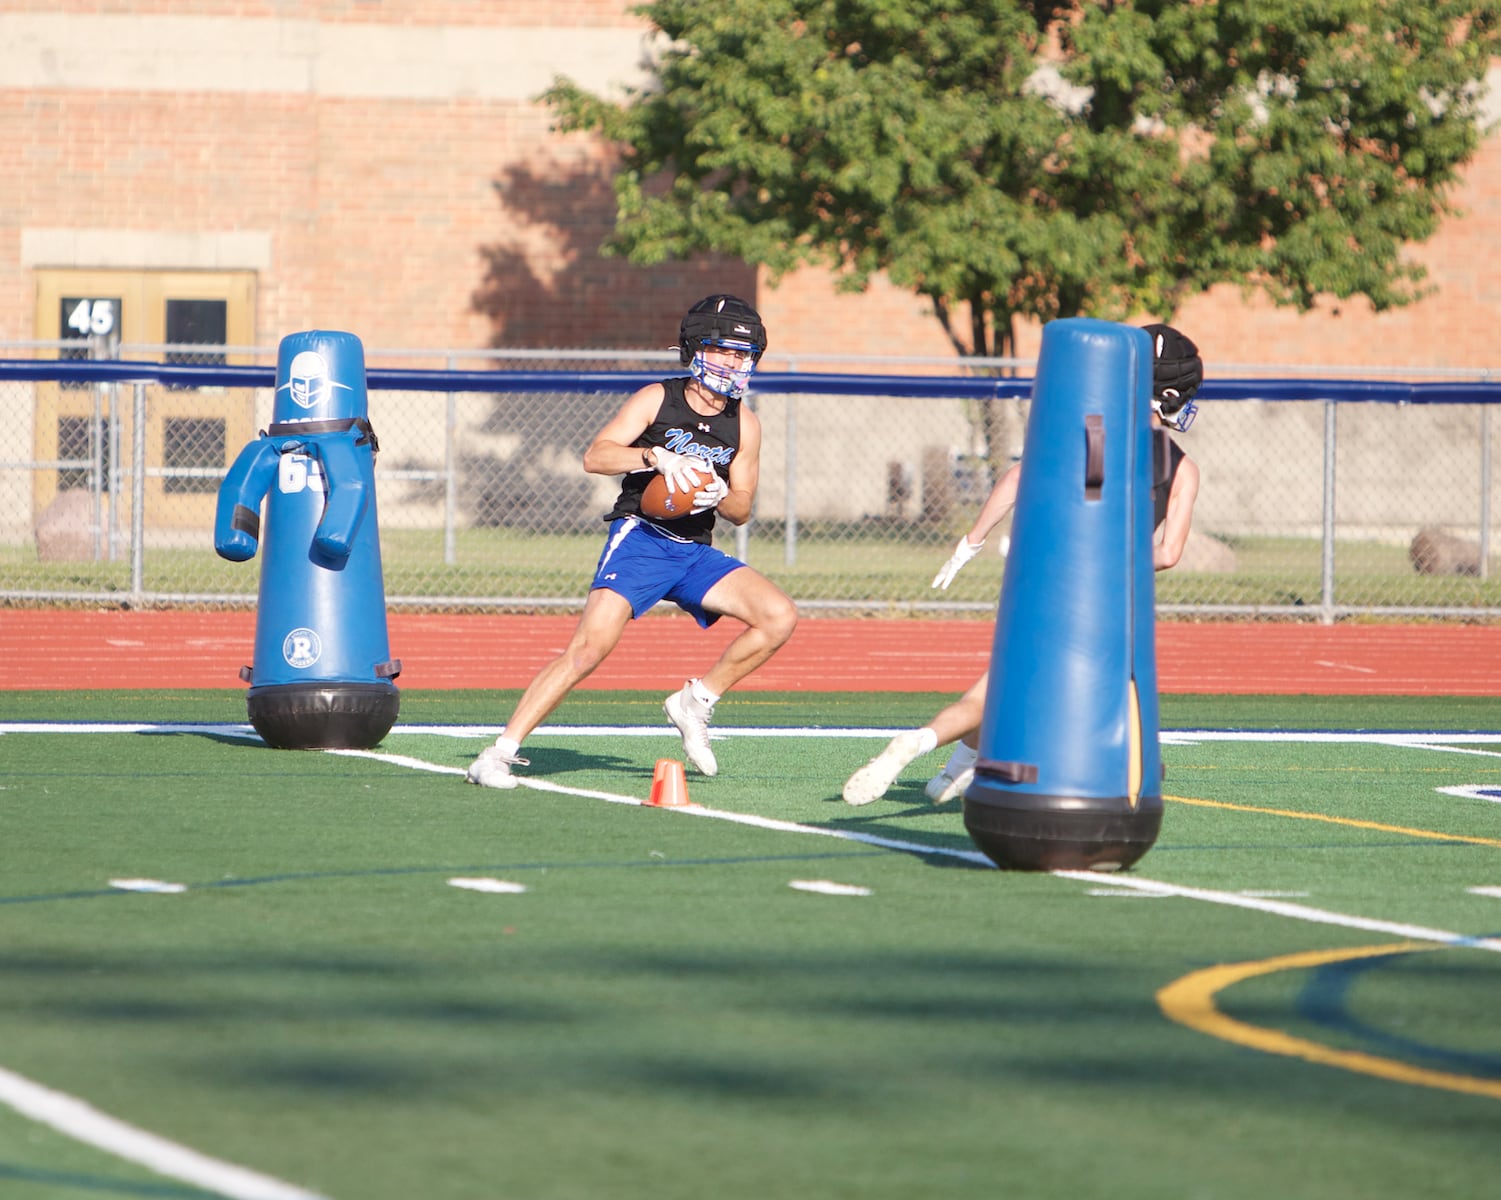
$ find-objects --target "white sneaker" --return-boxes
[924,765,974,805]
[466,743,529,789]
[664,683,718,776]
[842,729,931,806]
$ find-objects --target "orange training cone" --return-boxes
[646,758,691,807]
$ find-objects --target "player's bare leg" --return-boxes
[844,672,989,806]
[664,566,798,777]
[921,672,988,802]
[927,671,988,747]
[697,567,798,694]
[468,588,633,788]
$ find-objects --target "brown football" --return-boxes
[640,472,698,520]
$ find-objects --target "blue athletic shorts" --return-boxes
[591,517,744,628]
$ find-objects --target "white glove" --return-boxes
[931,537,986,590]
[690,475,729,513]
[650,448,711,495]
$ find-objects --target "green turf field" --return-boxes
[2,689,1500,1200]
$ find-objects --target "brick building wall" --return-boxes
[2,2,1498,372]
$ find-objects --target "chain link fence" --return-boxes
[4,352,1501,621]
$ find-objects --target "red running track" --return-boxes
[1,609,1499,695]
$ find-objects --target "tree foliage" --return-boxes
[543,1,1501,356]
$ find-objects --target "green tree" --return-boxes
[544,0,1500,360]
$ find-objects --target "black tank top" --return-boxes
[1153,433,1186,530]
[606,377,741,544]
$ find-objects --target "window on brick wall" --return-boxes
[32,270,256,529]
[164,298,229,368]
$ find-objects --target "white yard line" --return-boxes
[0,1065,325,1199]
[1050,871,1501,953]
[329,746,998,864]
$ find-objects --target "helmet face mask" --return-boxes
[689,339,759,400]
[1152,392,1198,432]
[679,295,767,402]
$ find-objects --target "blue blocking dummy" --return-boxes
[963,319,1162,871]
[213,330,400,749]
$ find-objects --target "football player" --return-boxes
[468,295,797,788]
[842,323,1204,807]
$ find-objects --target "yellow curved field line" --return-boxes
[1157,943,1501,1100]
[1168,793,1501,849]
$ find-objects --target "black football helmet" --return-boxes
[1143,323,1203,432]
[678,294,768,402]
